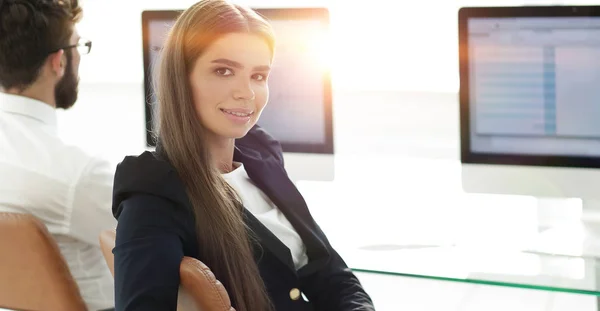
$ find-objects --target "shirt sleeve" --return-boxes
[67,157,117,245]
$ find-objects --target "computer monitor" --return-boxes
[141,8,334,181]
[459,6,600,254]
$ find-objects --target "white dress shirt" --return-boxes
[0,93,115,310]
[222,162,309,270]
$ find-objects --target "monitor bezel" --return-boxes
[459,5,600,168]
[141,8,333,154]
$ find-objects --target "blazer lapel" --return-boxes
[235,147,330,275]
[242,206,296,272]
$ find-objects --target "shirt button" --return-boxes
[289,288,301,301]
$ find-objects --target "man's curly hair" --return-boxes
[0,0,82,91]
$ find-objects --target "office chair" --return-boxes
[0,212,88,311]
[99,229,234,311]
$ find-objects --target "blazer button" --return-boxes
[289,288,301,301]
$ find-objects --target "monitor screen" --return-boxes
[460,7,600,167]
[142,8,333,154]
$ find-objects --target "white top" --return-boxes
[222,163,309,270]
[0,93,115,310]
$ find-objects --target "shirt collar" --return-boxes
[0,92,57,129]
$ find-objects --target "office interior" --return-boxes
[4,0,600,310]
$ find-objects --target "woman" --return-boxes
[111,1,375,310]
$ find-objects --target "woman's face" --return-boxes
[189,32,272,141]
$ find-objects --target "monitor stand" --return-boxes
[580,199,600,258]
[535,198,600,258]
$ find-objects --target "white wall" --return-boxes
[76,0,598,90]
[60,0,599,165]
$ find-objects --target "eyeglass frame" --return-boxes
[49,38,92,55]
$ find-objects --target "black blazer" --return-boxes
[111,125,375,311]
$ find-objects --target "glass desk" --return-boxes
[343,244,599,296]
[296,155,600,297]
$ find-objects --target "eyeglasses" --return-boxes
[66,38,92,55]
[50,38,92,55]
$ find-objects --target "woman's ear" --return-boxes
[48,49,65,78]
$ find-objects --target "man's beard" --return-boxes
[54,50,79,110]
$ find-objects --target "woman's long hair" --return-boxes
[154,1,275,310]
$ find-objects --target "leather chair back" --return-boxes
[0,212,87,311]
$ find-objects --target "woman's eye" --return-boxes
[215,68,233,76]
[252,73,267,81]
